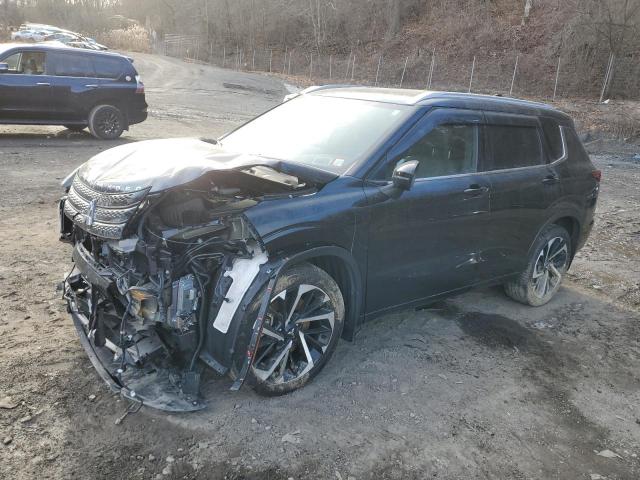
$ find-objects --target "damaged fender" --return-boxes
[212,245,364,391]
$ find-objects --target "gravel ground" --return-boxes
[0,53,639,480]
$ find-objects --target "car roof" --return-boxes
[0,42,123,60]
[305,85,572,123]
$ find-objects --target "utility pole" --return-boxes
[375,55,382,86]
[400,56,409,88]
[427,48,435,89]
[552,55,561,101]
[468,56,476,93]
[509,55,519,96]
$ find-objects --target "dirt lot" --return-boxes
[1,53,639,480]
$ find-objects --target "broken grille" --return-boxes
[64,176,150,239]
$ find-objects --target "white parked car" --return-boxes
[43,32,80,43]
[12,23,109,51]
[11,29,50,42]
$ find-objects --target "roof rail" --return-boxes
[301,84,359,94]
[414,90,554,109]
[411,90,437,103]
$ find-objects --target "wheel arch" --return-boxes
[553,216,581,257]
[528,213,581,265]
[208,245,364,381]
[281,246,364,341]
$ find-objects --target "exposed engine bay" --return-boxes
[61,163,311,410]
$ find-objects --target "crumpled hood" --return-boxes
[76,138,268,193]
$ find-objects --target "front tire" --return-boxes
[245,263,344,396]
[88,104,125,140]
[504,224,572,306]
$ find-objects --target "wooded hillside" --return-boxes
[2,0,639,98]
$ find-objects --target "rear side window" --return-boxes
[540,117,564,160]
[49,53,95,77]
[92,57,124,79]
[484,125,543,171]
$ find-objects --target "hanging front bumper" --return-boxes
[64,271,206,413]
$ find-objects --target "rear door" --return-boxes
[46,51,103,122]
[0,49,53,121]
[480,113,557,278]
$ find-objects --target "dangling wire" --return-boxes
[118,300,133,376]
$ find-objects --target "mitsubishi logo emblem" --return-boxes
[85,199,97,226]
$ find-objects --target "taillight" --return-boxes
[135,74,144,94]
[591,170,602,182]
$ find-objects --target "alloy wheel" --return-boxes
[531,236,569,300]
[96,110,121,136]
[252,284,336,385]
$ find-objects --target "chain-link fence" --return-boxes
[155,35,639,101]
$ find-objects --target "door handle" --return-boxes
[542,174,559,185]
[84,84,99,88]
[36,82,50,86]
[463,184,489,195]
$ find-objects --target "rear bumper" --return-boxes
[127,106,147,126]
[576,217,595,252]
[576,186,599,252]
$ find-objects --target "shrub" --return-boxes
[99,24,151,53]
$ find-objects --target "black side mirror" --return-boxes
[391,160,419,191]
[0,63,8,73]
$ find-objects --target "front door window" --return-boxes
[392,123,478,179]
[2,51,46,74]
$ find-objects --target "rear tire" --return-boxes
[504,224,572,306]
[88,105,125,140]
[242,262,345,396]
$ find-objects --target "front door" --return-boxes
[0,50,52,121]
[364,108,491,315]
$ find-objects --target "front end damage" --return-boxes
[59,161,306,411]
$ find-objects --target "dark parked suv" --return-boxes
[0,43,147,139]
[59,87,599,410]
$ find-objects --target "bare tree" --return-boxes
[575,0,640,56]
[386,0,401,39]
[522,0,533,25]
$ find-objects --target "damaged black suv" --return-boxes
[59,87,599,410]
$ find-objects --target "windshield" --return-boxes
[220,95,411,175]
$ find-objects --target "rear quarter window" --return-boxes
[92,56,125,79]
[539,117,564,160]
[564,128,591,164]
[484,125,543,171]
